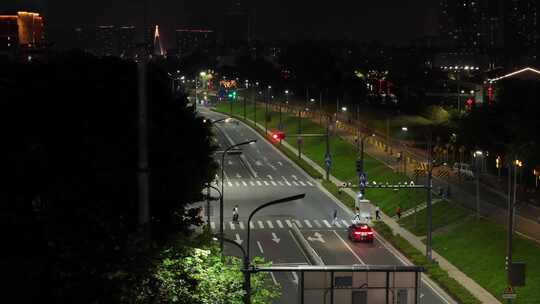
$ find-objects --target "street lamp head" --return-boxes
[342,107,348,112]
[474,150,483,157]
[285,90,289,94]
[401,127,408,132]
[200,71,207,77]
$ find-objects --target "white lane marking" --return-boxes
[242,181,248,186]
[228,160,233,165]
[250,181,255,186]
[333,230,365,264]
[286,219,293,228]
[235,233,243,245]
[304,220,313,228]
[270,272,279,285]
[264,181,270,186]
[292,181,299,186]
[267,174,273,180]
[313,220,322,228]
[250,222,255,229]
[307,181,314,186]
[299,181,306,186]
[323,220,332,228]
[239,222,245,230]
[258,220,264,229]
[240,154,258,178]
[276,220,284,228]
[229,222,235,230]
[267,220,274,229]
[271,181,277,186]
[255,160,263,166]
[228,181,233,187]
[257,241,264,254]
[211,222,216,229]
[294,220,303,228]
[342,220,349,227]
[278,181,284,186]
[257,181,262,186]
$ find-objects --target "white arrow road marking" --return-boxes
[257,241,264,254]
[333,230,365,264]
[323,220,332,228]
[307,232,325,243]
[276,220,284,228]
[420,293,424,299]
[292,175,299,180]
[272,232,281,243]
[313,220,322,228]
[229,222,235,230]
[235,233,243,245]
[239,222,245,230]
[266,220,274,229]
[228,160,233,165]
[304,220,313,228]
[258,220,264,229]
[267,174,273,180]
[255,160,263,166]
[277,161,283,166]
[285,220,293,228]
[270,272,279,285]
[291,272,299,285]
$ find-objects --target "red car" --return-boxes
[348,224,374,243]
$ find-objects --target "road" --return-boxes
[197,106,453,304]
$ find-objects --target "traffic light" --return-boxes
[356,160,362,173]
[271,131,285,141]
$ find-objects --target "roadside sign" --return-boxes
[297,137,304,145]
[502,293,517,299]
[324,153,332,168]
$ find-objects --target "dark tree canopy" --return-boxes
[0,51,216,302]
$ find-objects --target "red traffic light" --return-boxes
[271,131,285,141]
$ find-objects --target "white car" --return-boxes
[452,162,475,179]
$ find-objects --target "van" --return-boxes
[452,162,475,179]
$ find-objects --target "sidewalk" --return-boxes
[229,106,499,304]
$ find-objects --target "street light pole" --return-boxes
[220,140,257,252]
[426,135,433,261]
[474,150,484,220]
[506,160,514,295]
[213,235,250,304]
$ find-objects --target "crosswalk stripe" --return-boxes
[266,221,274,229]
[323,220,332,228]
[258,220,264,229]
[211,222,216,229]
[271,181,277,186]
[294,220,303,228]
[299,181,306,186]
[335,221,342,228]
[257,181,262,186]
[250,222,255,229]
[313,220,322,227]
[304,220,312,228]
[235,181,241,186]
[286,219,293,228]
[229,222,235,230]
[264,181,270,186]
[228,182,233,187]
[307,181,314,186]
[276,220,284,228]
[286,181,292,186]
[341,220,349,227]
[242,181,248,186]
[239,222,245,230]
[292,181,299,186]
[250,181,255,186]
[278,181,284,186]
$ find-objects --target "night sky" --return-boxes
[2,0,439,48]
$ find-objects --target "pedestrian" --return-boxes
[331,209,338,226]
[395,205,402,220]
[232,205,239,223]
[446,185,451,198]
[353,207,361,224]
[375,206,381,221]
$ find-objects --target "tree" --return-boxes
[0,50,216,302]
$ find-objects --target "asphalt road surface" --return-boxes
[196,106,453,304]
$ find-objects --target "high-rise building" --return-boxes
[503,0,538,65]
[438,0,484,53]
[175,27,215,56]
[96,25,116,56]
[223,1,250,45]
[0,11,44,51]
[118,26,136,58]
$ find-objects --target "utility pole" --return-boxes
[506,160,514,302]
[325,116,330,181]
[426,135,433,261]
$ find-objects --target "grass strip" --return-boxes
[374,222,481,304]
[399,200,472,236]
